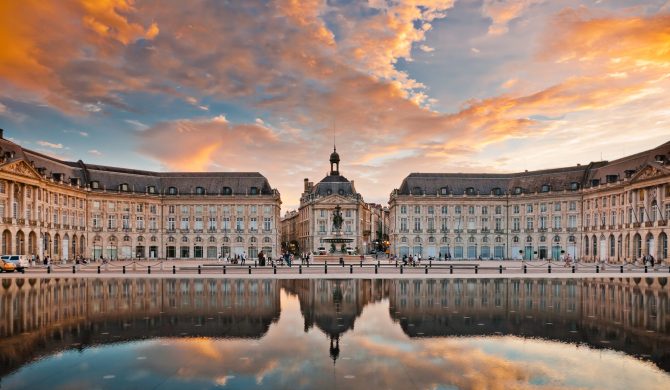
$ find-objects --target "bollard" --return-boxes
[299,265,302,274]
[572,265,575,273]
[375,265,378,274]
[429,260,432,268]
[255,261,257,268]
[499,265,503,274]
[425,265,428,274]
[548,265,551,274]
[450,265,453,274]
[248,266,251,275]
[360,261,363,268]
[350,264,353,274]
[395,260,398,267]
[475,265,478,274]
[523,265,527,274]
[98,266,101,274]
[378,260,380,268]
[400,265,403,274]
[123,266,126,274]
[173,265,176,274]
[198,265,201,274]
[620,265,624,274]
[273,266,276,274]
[325,263,328,274]
[73,265,76,274]
[148,266,151,274]
[47,265,51,274]
[223,265,227,274]
[645,266,648,273]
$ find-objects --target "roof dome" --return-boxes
[330,148,340,164]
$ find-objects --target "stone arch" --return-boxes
[53,233,61,257]
[645,232,654,257]
[658,232,668,260]
[28,231,37,256]
[2,229,12,254]
[633,233,642,259]
[584,235,589,256]
[16,230,25,255]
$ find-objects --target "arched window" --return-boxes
[123,235,130,242]
[468,206,475,214]
[236,236,244,243]
[181,236,188,242]
[513,236,519,243]
[495,236,502,243]
[195,236,203,242]
[147,185,156,194]
[468,236,476,243]
[492,187,503,196]
[540,236,546,242]
[209,236,216,243]
[91,181,100,189]
[465,187,475,195]
[250,187,258,195]
[250,237,257,243]
[414,237,422,243]
[440,187,448,195]
[120,183,129,192]
[401,237,408,243]
[195,186,205,195]
[482,236,489,243]
[168,187,177,195]
[553,235,560,243]
[514,187,522,195]
[526,236,533,243]
[222,187,233,195]
[168,236,175,243]
[541,184,550,193]
[428,236,435,243]
[263,237,271,243]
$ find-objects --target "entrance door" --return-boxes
[599,238,607,261]
[539,246,547,260]
[62,237,69,261]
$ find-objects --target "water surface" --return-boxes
[0,277,668,389]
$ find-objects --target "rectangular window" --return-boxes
[122,215,130,229]
[513,218,520,230]
[527,204,533,213]
[345,209,352,218]
[513,205,520,214]
[195,217,204,230]
[150,217,157,229]
[107,215,116,229]
[222,217,230,230]
[400,205,407,214]
[136,216,144,229]
[209,217,217,230]
[428,206,434,214]
[93,214,100,228]
[150,204,157,214]
[136,203,144,213]
[414,217,421,231]
[526,217,534,230]
[181,205,189,214]
[319,220,326,232]
[181,217,189,229]
[169,205,175,214]
[236,217,244,231]
[93,201,100,209]
[441,206,448,214]
[250,205,257,214]
[400,218,407,231]
[108,202,115,211]
[539,216,547,229]
[250,217,257,231]
[540,203,547,213]
[168,217,175,230]
[495,218,502,230]
[553,216,561,229]
[263,217,271,231]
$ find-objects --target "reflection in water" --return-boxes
[0,277,668,389]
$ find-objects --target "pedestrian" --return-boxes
[650,254,655,268]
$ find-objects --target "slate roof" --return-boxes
[397,140,670,195]
[0,136,275,195]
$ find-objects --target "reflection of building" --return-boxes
[0,277,280,375]
[1,277,668,373]
[0,131,281,261]
[282,147,372,254]
[389,141,670,262]
[387,277,670,370]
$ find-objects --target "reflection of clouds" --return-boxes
[130,291,670,389]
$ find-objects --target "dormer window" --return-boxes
[591,179,600,187]
[570,182,580,191]
[222,187,232,195]
[249,187,258,195]
[70,178,80,186]
[147,186,156,194]
[119,183,129,192]
[195,186,205,195]
[440,187,448,195]
[492,187,502,196]
[91,181,100,189]
[541,184,550,193]
[465,187,475,196]
[606,175,618,183]
[168,186,177,195]
[514,187,522,195]
[338,189,345,195]
[412,186,422,195]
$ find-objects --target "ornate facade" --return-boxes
[282,148,372,254]
[0,131,281,261]
[389,141,670,263]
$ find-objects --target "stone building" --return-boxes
[389,141,670,263]
[283,147,372,255]
[0,131,281,261]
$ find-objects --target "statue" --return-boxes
[332,205,343,232]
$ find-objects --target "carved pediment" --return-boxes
[0,160,43,180]
[630,163,670,183]
[315,195,351,205]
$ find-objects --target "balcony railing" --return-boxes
[567,227,577,232]
[2,217,12,224]
[552,228,562,232]
[524,228,534,233]
[659,220,668,226]
[29,220,37,227]
[440,228,449,233]
[180,229,190,233]
[17,218,26,225]
[92,227,103,232]
[413,229,423,233]
[399,229,409,233]
[633,222,641,228]
[645,221,653,227]
[467,229,477,234]
[427,229,436,233]
[494,229,505,234]
[149,228,159,233]
[481,228,490,233]
[107,227,117,232]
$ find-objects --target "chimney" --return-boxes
[304,178,309,192]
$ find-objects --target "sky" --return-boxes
[1,0,669,211]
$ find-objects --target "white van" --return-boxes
[1,255,29,272]
[317,247,327,255]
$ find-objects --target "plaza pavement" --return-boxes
[2,257,668,279]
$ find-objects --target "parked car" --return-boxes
[1,255,28,273]
[0,259,17,273]
[317,247,327,255]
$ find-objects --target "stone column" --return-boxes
[7,181,14,220]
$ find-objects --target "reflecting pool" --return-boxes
[0,277,668,389]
